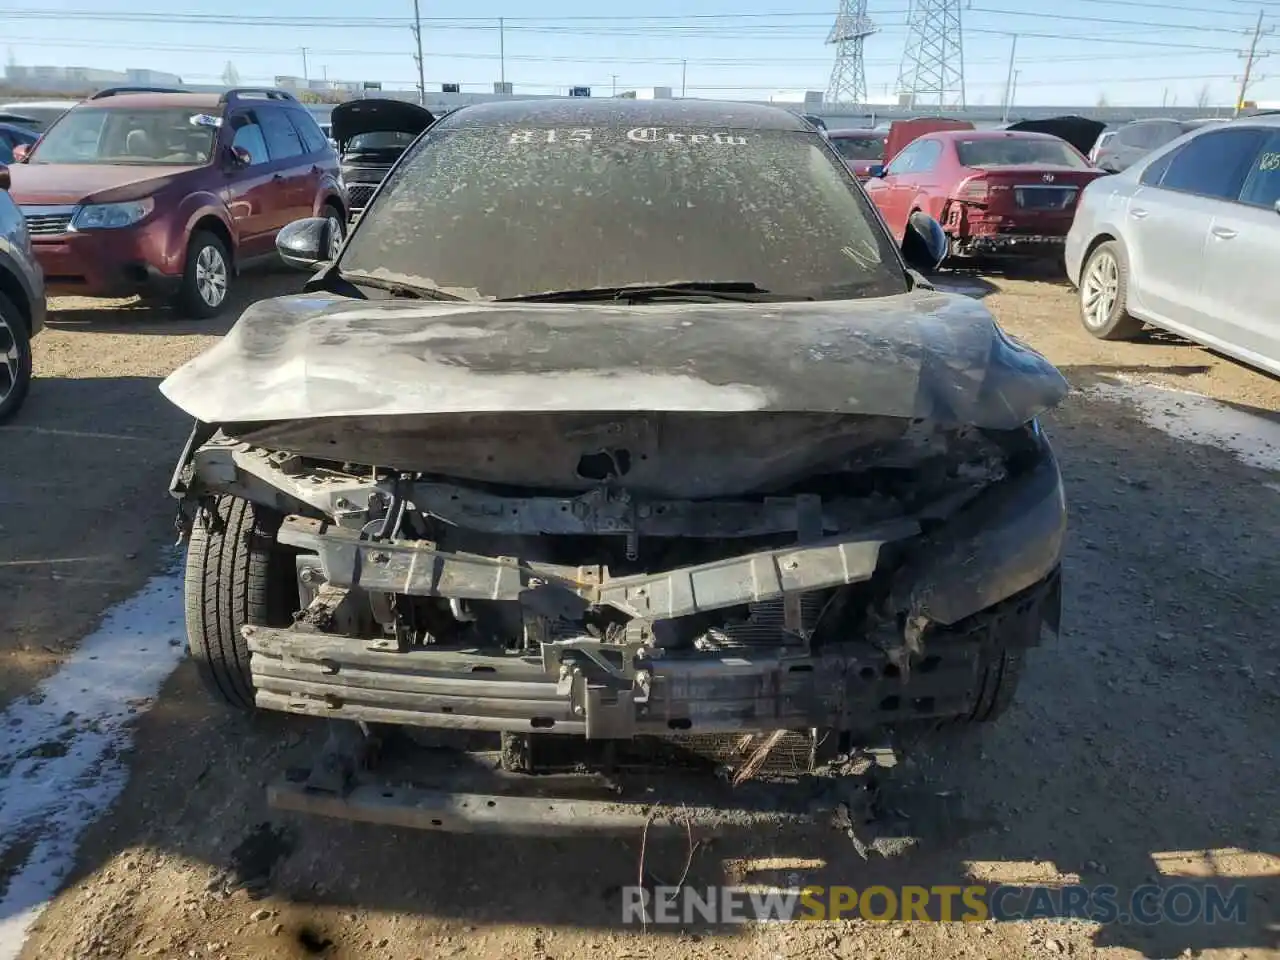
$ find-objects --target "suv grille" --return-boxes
[24,211,74,237]
[347,184,377,210]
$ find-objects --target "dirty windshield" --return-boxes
[956,137,1089,169]
[30,106,218,165]
[338,124,907,302]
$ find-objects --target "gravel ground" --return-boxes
[2,268,1277,960]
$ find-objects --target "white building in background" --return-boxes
[616,87,674,99]
[4,64,182,91]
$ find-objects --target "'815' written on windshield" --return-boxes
[506,127,750,146]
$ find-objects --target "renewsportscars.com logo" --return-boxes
[622,883,1250,925]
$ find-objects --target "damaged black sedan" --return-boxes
[161,99,1067,836]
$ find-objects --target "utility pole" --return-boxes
[1010,68,1020,111]
[681,59,687,97]
[1000,34,1018,122]
[300,47,309,80]
[411,0,426,105]
[498,17,505,86]
[611,74,617,96]
[1234,9,1270,116]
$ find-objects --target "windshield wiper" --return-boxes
[499,282,811,304]
[342,272,466,302]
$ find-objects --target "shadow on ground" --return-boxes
[9,363,1280,959]
[0,375,187,711]
[44,268,302,336]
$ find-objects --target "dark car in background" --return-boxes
[1093,117,1227,173]
[827,128,887,180]
[6,86,345,317]
[331,98,435,221]
[0,162,47,421]
[1004,116,1106,160]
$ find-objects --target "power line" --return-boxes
[965,6,1263,36]
[157,71,1246,92]
[0,33,1255,67]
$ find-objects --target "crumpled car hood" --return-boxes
[159,289,1068,430]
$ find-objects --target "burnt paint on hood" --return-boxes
[330,98,435,146]
[160,290,1068,431]
[6,162,196,205]
[1004,116,1107,157]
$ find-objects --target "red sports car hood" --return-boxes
[5,163,194,205]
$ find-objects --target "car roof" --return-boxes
[436,98,812,132]
[72,92,227,111]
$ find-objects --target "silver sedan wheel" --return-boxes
[0,314,20,405]
[326,216,344,261]
[195,244,229,308]
[1080,249,1119,330]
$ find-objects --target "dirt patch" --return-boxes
[6,276,1280,960]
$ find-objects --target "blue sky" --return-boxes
[5,0,1279,107]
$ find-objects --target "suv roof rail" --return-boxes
[89,85,187,100]
[219,87,298,104]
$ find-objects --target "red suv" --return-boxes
[7,87,346,317]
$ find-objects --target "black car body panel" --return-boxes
[332,98,436,219]
[164,97,1068,835]
[1005,116,1107,158]
[330,98,436,145]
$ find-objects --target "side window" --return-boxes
[1139,146,1179,186]
[913,139,943,173]
[886,141,920,175]
[228,111,269,166]
[1160,128,1266,201]
[259,107,304,161]
[0,133,12,165]
[1119,123,1159,150]
[1237,130,1280,209]
[288,110,327,155]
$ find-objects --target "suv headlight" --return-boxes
[71,198,155,230]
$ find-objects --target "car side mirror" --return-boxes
[868,163,886,178]
[0,164,9,191]
[900,210,948,274]
[225,146,252,169]
[277,217,336,272]
[11,143,29,164]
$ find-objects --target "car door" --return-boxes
[257,105,312,227]
[222,109,279,257]
[1196,128,1280,370]
[1125,126,1265,332]
[287,109,335,216]
[896,138,946,220]
[864,140,923,239]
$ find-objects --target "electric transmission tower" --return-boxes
[895,0,966,109]
[826,0,878,105]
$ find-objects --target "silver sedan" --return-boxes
[1065,114,1280,378]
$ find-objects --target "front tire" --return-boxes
[184,495,298,710]
[177,231,232,319]
[321,203,346,261]
[1079,240,1143,340]
[0,291,33,423]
